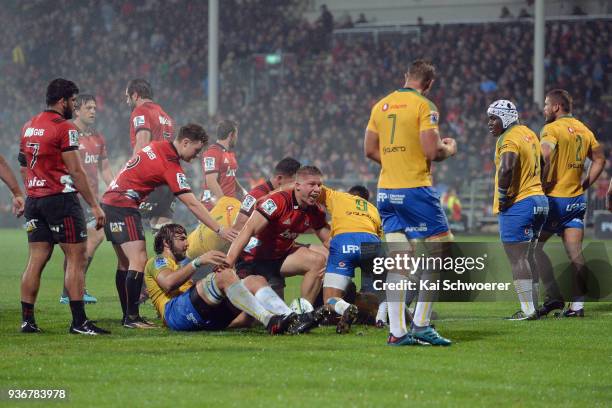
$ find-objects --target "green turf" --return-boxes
[0,229,611,407]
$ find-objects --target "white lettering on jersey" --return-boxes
[24,128,45,137]
[158,115,171,126]
[142,145,157,160]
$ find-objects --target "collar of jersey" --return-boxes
[291,190,300,209]
[558,114,573,119]
[500,123,519,137]
[397,87,416,92]
[168,140,180,159]
[44,109,64,118]
[266,180,274,191]
[213,142,228,152]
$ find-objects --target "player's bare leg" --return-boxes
[115,240,154,328]
[61,226,105,303]
[562,228,587,316]
[20,242,53,332]
[280,246,325,304]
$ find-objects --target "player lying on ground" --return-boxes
[319,185,382,334]
[101,123,238,329]
[488,100,548,321]
[535,89,605,318]
[146,224,309,334]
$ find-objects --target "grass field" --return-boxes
[1,228,611,407]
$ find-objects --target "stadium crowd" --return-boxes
[0,1,610,195]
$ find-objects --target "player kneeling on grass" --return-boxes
[145,224,299,334]
[320,185,382,334]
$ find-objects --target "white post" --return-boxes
[208,0,219,117]
[533,0,545,105]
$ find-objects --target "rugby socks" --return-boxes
[375,301,388,324]
[69,300,87,326]
[513,279,536,316]
[21,301,35,323]
[115,269,128,318]
[225,281,273,326]
[63,257,93,297]
[412,302,433,329]
[125,270,143,318]
[570,300,584,311]
[326,297,350,316]
[386,272,408,337]
[254,287,293,316]
[201,274,224,305]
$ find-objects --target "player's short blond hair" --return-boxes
[407,60,436,85]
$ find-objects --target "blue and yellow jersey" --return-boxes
[366,88,439,189]
[144,254,193,322]
[186,196,241,259]
[540,115,599,198]
[320,186,382,238]
[493,124,544,214]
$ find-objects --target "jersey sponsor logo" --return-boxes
[155,256,169,269]
[389,194,405,204]
[142,145,157,160]
[241,195,257,212]
[177,173,190,190]
[158,115,171,126]
[383,146,406,154]
[27,176,47,188]
[110,222,124,233]
[261,199,277,216]
[24,128,45,137]
[342,245,360,254]
[204,157,216,172]
[84,152,99,164]
[49,224,61,233]
[430,111,439,125]
[405,223,428,232]
[382,103,389,111]
[338,261,347,269]
[133,115,146,127]
[226,168,236,177]
[68,129,79,146]
[566,163,584,170]
[565,203,587,212]
[24,219,38,233]
[377,192,388,202]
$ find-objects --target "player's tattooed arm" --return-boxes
[364,129,381,164]
[420,128,456,162]
[226,211,269,267]
[133,129,152,155]
[0,154,24,216]
[497,151,518,212]
[582,145,605,191]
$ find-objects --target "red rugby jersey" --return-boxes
[201,142,238,208]
[77,127,108,195]
[129,101,174,148]
[243,190,327,261]
[19,110,80,198]
[102,141,191,208]
[239,179,275,217]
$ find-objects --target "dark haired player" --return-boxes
[535,89,605,317]
[233,157,301,231]
[102,123,238,328]
[59,94,113,304]
[126,78,175,230]
[145,224,298,334]
[0,154,25,217]
[226,166,329,307]
[201,120,242,210]
[365,60,455,346]
[19,78,108,335]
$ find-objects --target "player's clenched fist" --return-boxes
[441,137,457,156]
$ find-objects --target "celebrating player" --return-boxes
[126,78,175,231]
[535,89,605,317]
[487,100,548,320]
[0,154,25,217]
[320,185,382,334]
[233,157,301,231]
[226,166,329,306]
[364,59,455,346]
[19,78,109,335]
[145,224,299,334]
[201,120,243,210]
[101,123,238,328]
[59,94,113,304]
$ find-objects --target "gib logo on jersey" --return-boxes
[24,128,45,137]
[342,245,360,254]
[158,116,171,126]
[261,199,277,216]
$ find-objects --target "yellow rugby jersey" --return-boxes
[320,186,382,238]
[493,125,544,214]
[367,88,439,189]
[144,254,193,322]
[540,115,600,198]
[186,196,241,259]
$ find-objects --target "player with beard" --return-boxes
[126,78,175,231]
[200,120,244,210]
[487,100,548,320]
[102,123,238,328]
[59,94,113,304]
[535,89,605,317]
[145,224,298,334]
[226,166,329,310]
[19,78,108,335]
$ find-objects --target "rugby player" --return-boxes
[126,78,175,230]
[201,120,244,210]
[364,60,455,346]
[233,157,301,231]
[320,185,382,334]
[19,78,109,335]
[226,166,329,306]
[101,123,238,328]
[0,154,25,217]
[535,89,605,317]
[59,94,113,304]
[145,224,298,334]
[607,179,612,212]
[487,100,548,320]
